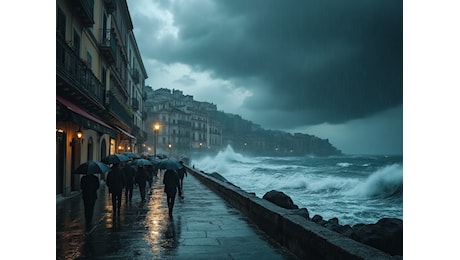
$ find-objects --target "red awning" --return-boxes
[56,96,113,130]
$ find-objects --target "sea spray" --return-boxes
[345,164,403,198]
[191,145,403,225]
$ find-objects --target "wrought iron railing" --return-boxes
[107,92,132,126]
[56,35,104,104]
[100,28,117,62]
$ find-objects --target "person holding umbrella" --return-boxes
[106,162,126,216]
[177,161,187,199]
[163,169,181,217]
[81,173,100,230]
[135,165,149,202]
[73,161,109,230]
[123,161,136,204]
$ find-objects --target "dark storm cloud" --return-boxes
[131,0,402,128]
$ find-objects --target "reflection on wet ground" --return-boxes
[57,176,176,259]
[57,172,298,259]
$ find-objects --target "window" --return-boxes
[57,6,66,38]
[73,29,81,56]
[87,137,94,161]
[102,67,107,87]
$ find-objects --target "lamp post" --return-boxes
[153,123,160,157]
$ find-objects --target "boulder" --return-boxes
[311,214,323,223]
[349,218,403,256]
[262,190,299,209]
[292,207,310,220]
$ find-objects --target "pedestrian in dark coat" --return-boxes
[106,163,126,216]
[146,165,154,188]
[80,174,100,229]
[177,161,187,198]
[123,162,136,204]
[135,165,149,201]
[163,169,181,217]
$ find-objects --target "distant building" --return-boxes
[144,88,222,157]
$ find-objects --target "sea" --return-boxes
[190,145,403,226]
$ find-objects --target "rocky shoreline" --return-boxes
[201,170,403,258]
[262,190,403,258]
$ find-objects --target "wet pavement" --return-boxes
[56,171,298,259]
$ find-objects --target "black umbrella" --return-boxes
[73,161,111,175]
[150,157,162,165]
[158,158,183,170]
[135,158,154,166]
[101,154,130,164]
[123,151,141,159]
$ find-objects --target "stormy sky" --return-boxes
[126,0,403,155]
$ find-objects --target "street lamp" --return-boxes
[76,128,83,139]
[153,123,160,157]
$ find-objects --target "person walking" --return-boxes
[135,165,149,202]
[80,173,100,230]
[106,162,126,216]
[163,169,181,217]
[146,165,154,189]
[177,161,187,198]
[123,162,136,204]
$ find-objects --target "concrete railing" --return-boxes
[187,167,396,260]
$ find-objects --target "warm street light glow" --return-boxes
[153,123,160,157]
[76,129,83,139]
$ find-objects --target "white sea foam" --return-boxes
[337,162,352,167]
[344,164,403,198]
[191,145,403,225]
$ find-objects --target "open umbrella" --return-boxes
[158,158,183,170]
[123,151,141,159]
[150,157,162,165]
[101,153,130,164]
[135,158,154,166]
[73,161,111,175]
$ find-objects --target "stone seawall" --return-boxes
[187,167,396,260]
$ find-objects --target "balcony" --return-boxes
[70,0,94,27]
[56,36,105,108]
[131,68,140,83]
[100,29,117,64]
[104,0,116,13]
[107,92,132,127]
[131,98,139,111]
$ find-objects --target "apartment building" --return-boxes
[144,88,223,157]
[56,0,147,197]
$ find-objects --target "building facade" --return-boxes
[144,88,223,158]
[56,0,147,197]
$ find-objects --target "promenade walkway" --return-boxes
[56,170,298,259]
